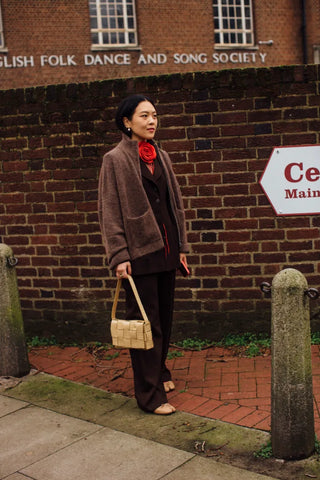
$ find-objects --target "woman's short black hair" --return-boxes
[115,94,156,137]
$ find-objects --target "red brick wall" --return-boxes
[1,64,320,342]
[0,0,315,89]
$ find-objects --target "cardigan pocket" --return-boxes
[125,209,162,255]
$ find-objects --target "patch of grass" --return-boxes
[314,437,320,456]
[246,343,262,358]
[218,333,271,348]
[27,335,58,347]
[173,337,214,351]
[167,350,184,360]
[254,440,273,459]
[311,332,320,345]
[104,352,120,361]
[173,333,272,357]
[216,333,271,357]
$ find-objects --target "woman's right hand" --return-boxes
[115,261,132,279]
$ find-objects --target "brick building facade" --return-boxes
[0,0,320,89]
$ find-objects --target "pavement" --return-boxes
[1,344,320,479]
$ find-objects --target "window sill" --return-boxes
[0,47,8,53]
[91,45,141,52]
[214,45,259,51]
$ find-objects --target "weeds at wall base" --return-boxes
[26,332,320,358]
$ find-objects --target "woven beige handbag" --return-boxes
[110,275,154,350]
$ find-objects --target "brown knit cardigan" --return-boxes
[98,134,189,270]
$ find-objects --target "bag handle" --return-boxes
[111,275,150,325]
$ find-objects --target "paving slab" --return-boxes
[0,395,28,417]
[0,374,305,480]
[0,403,101,478]
[162,456,278,480]
[21,426,194,480]
[3,475,31,480]
[0,393,278,480]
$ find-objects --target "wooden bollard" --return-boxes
[0,244,30,377]
[271,268,314,459]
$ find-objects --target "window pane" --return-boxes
[91,32,99,44]
[213,0,254,45]
[89,0,137,46]
[129,32,136,44]
[90,17,98,28]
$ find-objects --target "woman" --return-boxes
[98,94,189,415]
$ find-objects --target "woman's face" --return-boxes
[124,101,158,142]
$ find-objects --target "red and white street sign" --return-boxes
[260,145,320,216]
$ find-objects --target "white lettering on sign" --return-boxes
[173,53,208,64]
[212,52,266,64]
[260,145,320,215]
[137,54,167,64]
[0,50,267,69]
[0,56,35,68]
[40,55,77,67]
[84,54,131,65]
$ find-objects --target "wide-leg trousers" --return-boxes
[123,270,176,412]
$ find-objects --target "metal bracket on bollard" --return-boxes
[260,282,320,300]
[260,282,271,296]
[305,288,319,300]
[6,255,18,268]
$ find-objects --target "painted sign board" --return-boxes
[259,145,320,216]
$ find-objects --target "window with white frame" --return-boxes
[89,0,137,47]
[0,2,4,49]
[213,0,254,47]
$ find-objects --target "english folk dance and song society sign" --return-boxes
[0,51,268,68]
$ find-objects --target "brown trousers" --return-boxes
[123,270,176,412]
